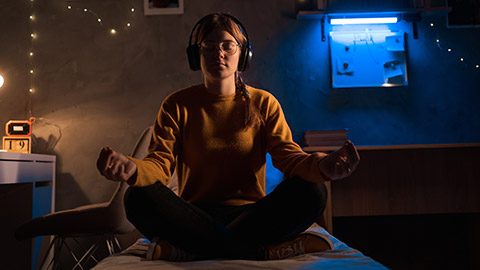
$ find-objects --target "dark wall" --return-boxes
[0,0,479,208]
[259,15,480,145]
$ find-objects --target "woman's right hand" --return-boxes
[97,147,137,182]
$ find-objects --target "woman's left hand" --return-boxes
[318,140,360,181]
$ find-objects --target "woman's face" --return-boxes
[199,30,241,81]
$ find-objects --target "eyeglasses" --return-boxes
[199,41,241,55]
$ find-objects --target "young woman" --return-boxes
[97,13,360,261]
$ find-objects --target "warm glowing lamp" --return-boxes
[0,74,4,88]
[330,17,398,25]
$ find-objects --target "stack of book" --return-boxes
[304,129,348,147]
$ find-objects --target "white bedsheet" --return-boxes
[92,225,388,270]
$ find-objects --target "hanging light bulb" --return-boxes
[0,74,4,88]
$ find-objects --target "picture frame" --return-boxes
[144,0,184,15]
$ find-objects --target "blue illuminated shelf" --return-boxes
[296,7,452,40]
[296,7,452,20]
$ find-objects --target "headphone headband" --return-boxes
[186,13,253,71]
[188,13,250,48]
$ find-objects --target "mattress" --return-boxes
[92,225,388,270]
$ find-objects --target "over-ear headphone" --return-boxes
[186,13,253,72]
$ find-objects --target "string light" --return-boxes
[23,1,139,117]
[430,20,479,70]
[27,0,35,118]
[66,1,137,35]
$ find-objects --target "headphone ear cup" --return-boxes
[238,45,253,72]
[187,45,201,71]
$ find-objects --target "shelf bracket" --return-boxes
[321,16,326,42]
[412,21,419,39]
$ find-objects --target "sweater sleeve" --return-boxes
[128,97,180,187]
[264,95,328,183]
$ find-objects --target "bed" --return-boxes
[92,224,387,270]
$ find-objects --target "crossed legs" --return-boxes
[124,176,327,260]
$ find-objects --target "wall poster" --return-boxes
[329,30,408,88]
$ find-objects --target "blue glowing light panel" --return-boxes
[329,30,408,88]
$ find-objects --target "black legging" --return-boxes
[124,176,327,260]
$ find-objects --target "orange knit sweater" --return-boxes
[128,84,327,206]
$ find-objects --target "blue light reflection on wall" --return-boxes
[251,16,480,146]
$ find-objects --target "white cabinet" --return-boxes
[0,152,56,270]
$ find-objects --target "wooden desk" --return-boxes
[0,152,56,270]
[305,143,480,217]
